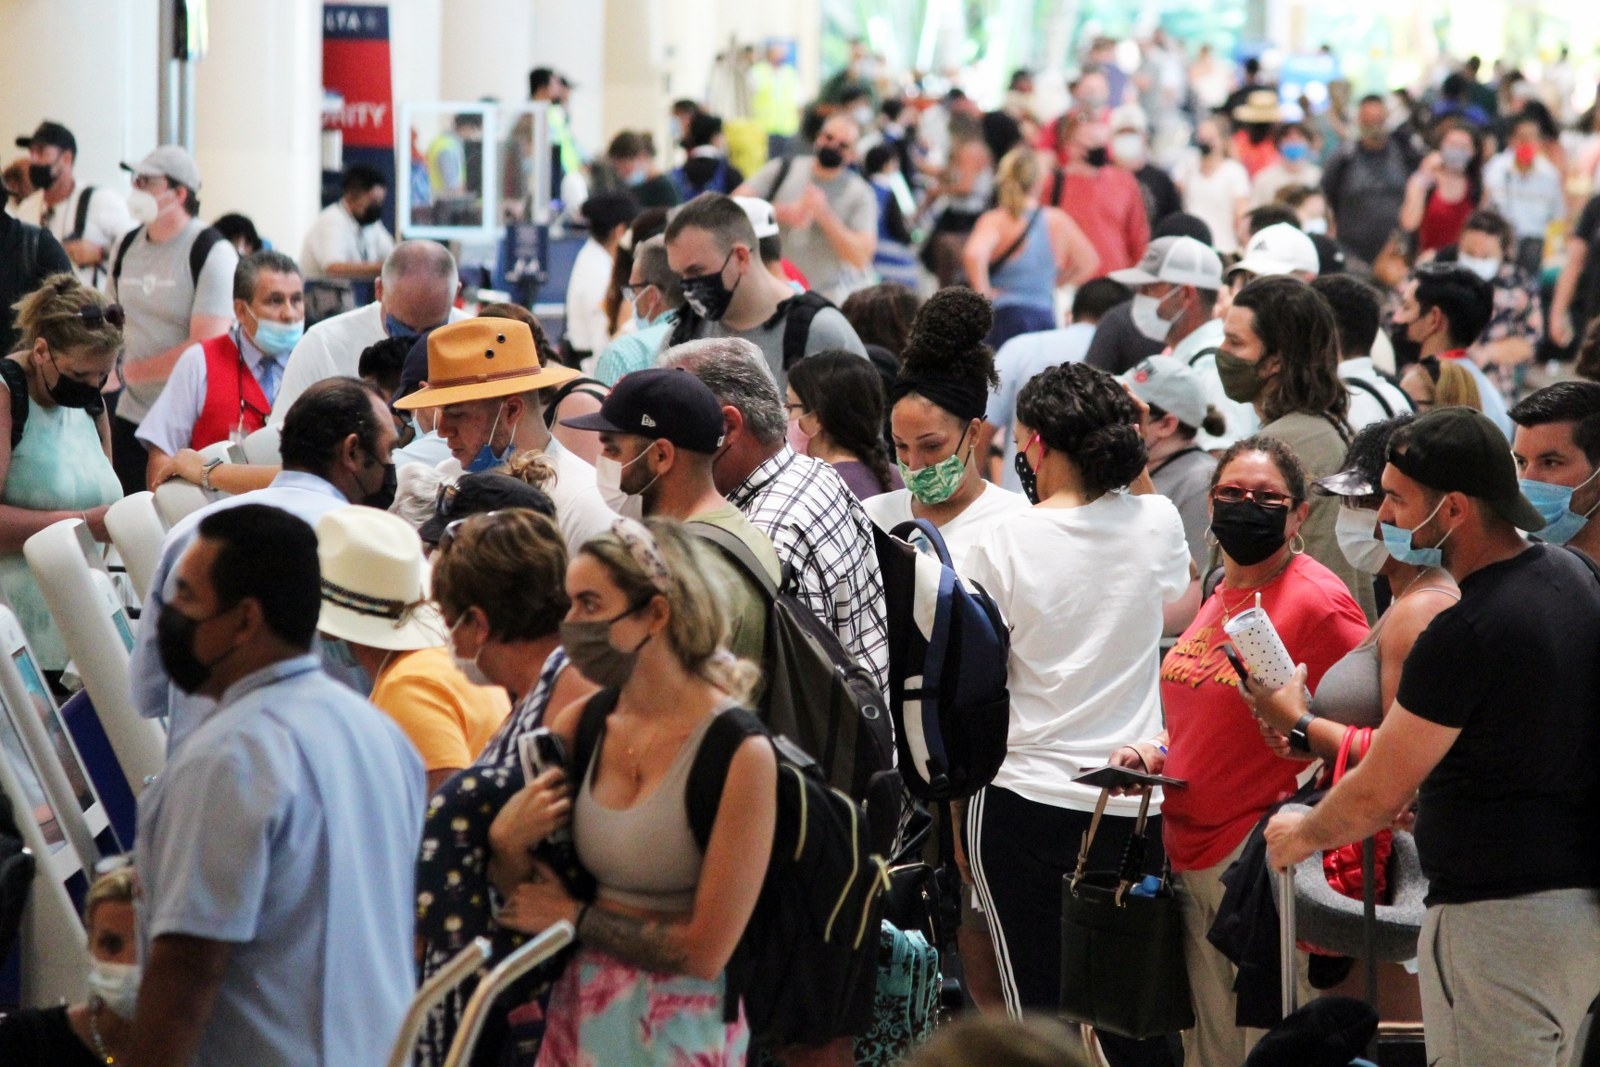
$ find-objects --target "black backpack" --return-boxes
[872,520,1011,801]
[689,521,896,802]
[111,223,225,292]
[572,694,887,1049]
[667,290,838,372]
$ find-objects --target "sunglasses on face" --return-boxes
[1211,484,1296,510]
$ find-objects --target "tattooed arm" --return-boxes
[496,734,776,981]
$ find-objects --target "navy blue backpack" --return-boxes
[874,520,1011,802]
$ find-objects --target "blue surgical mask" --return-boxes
[386,313,420,340]
[319,634,374,695]
[1281,141,1311,164]
[248,310,304,356]
[1380,498,1452,568]
[466,402,517,473]
[1519,471,1600,545]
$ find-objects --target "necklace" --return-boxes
[1219,553,1294,623]
[87,1001,115,1065]
[1392,565,1446,602]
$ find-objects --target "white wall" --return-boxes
[192,0,323,254]
[0,0,161,194]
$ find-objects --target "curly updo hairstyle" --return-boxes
[1016,363,1148,497]
[891,287,999,424]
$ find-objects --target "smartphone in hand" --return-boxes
[1222,641,1251,685]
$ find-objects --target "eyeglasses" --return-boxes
[1212,484,1297,510]
[436,509,511,555]
[784,401,808,417]
[73,303,125,330]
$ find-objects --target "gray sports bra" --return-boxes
[571,715,713,915]
[1311,587,1460,727]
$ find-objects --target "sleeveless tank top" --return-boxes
[990,209,1057,311]
[1310,586,1461,727]
[571,713,714,914]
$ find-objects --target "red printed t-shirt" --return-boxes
[1159,553,1368,871]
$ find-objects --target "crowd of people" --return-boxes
[1,30,1600,1067]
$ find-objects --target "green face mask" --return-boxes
[899,427,972,505]
[1215,349,1267,404]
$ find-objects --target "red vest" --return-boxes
[190,334,270,449]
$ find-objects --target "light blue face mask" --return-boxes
[1380,498,1452,568]
[1519,470,1600,546]
[466,402,516,473]
[249,310,304,356]
[319,634,374,695]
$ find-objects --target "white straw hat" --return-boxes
[315,506,445,651]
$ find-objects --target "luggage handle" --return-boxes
[1069,787,1156,905]
[441,921,575,1067]
[386,937,492,1067]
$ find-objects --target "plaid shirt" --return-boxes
[730,447,890,695]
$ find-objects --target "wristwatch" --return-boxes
[1288,713,1316,754]
[200,457,225,493]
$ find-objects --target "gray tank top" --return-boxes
[572,714,713,915]
[1310,586,1461,727]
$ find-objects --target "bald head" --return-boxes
[379,240,459,335]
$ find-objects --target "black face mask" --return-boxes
[1013,448,1040,505]
[356,203,384,226]
[815,146,845,169]
[364,461,398,510]
[1389,323,1424,373]
[27,163,55,191]
[157,604,227,694]
[680,250,740,322]
[1085,146,1110,167]
[1210,499,1290,566]
[45,351,107,410]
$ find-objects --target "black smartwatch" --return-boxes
[1288,713,1316,754]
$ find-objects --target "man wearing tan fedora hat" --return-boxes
[394,317,617,553]
[315,506,509,794]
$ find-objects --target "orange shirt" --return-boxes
[370,646,510,772]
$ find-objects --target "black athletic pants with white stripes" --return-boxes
[966,784,1180,1067]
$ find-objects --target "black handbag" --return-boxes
[1060,787,1194,1040]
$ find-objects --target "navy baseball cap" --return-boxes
[561,367,725,454]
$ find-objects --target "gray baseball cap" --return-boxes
[121,145,202,190]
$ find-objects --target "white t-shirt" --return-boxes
[1250,161,1323,208]
[564,238,614,355]
[863,482,1031,572]
[15,183,135,286]
[435,435,616,556]
[1173,154,1250,253]
[1339,357,1413,433]
[300,200,396,277]
[963,492,1190,815]
[270,302,468,423]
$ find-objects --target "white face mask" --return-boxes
[1335,505,1390,574]
[126,188,159,225]
[1458,255,1501,282]
[593,453,649,520]
[448,615,495,688]
[1111,133,1147,165]
[1131,291,1180,343]
[1301,216,1328,235]
[88,959,141,1019]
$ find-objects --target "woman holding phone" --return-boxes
[1113,435,1367,1067]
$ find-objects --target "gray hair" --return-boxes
[390,462,448,528]
[381,239,458,289]
[634,236,683,307]
[233,250,301,303]
[658,337,786,446]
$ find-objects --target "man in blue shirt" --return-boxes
[132,377,399,750]
[126,504,424,1067]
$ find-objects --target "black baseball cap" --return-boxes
[1386,406,1545,530]
[15,121,75,155]
[418,472,556,545]
[561,368,726,454]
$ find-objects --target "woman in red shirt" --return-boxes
[1039,108,1150,275]
[1400,121,1485,254]
[1114,435,1367,1067]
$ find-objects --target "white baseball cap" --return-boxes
[733,196,779,240]
[1230,223,1320,279]
[1119,355,1208,429]
[1110,236,1223,291]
